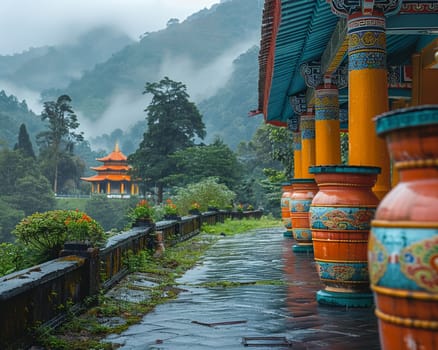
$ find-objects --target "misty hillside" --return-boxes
[45,0,263,148]
[88,46,263,154]
[199,45,263,148]
[0,0,264,151]
[0,27,133,91]
[0,90,44,148]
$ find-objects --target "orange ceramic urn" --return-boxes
[281,182,293,238]
[290,179,318,253]
[370,105,438,350]
[309,165,381,307]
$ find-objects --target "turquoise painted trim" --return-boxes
[369,226,438,292]
[310,206,376,230]
[283,231,293,238]
[316,290,373,308]
[375,105,438,135]
[309,165,381,174]
[292,245,313,253]
[290,179,316,184]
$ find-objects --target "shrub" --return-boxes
[127,200,155,224]
[163,199,178,215]
[13,210,105,262]
[0,243,20,276]
[174,177,235,214]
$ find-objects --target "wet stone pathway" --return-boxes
[105,228,380,349]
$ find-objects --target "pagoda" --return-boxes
[81,143,138,198]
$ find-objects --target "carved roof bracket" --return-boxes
[300,62,348,89]
[328,0,403,18]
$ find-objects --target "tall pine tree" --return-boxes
[129,77,205,202]
[14,123,35,159]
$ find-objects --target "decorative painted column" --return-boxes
[329,0,402,199]
[301,63,346,166]
[288,95,317,253]
[348,11,390,198]
[292,132,302,178]
[314,77,341,165]
[300,108,316,178]
[107,182,111,194]
[289,94,306,178]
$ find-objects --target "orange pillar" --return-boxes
[107,182,111,194]
[347,11,390,199]
[300,109,316,178]
[314,78,341,165]
[292,131,302,178]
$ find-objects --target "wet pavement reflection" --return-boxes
[106,228,379,349]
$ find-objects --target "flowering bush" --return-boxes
[13,210,105,262]
[190,202,200,210]
[164,199,178,215]
[127,200,155,222]
[64,211,104,243]
[236,203,244,212]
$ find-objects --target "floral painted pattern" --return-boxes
[291,199,312,212]
[400,236,438,293]
[368,232,388,285]
[318,262,368,282]
[293,228,311,241]
[310,207,375,230]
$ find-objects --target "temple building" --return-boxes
[81,143,139,198]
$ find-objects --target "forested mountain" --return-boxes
[0,91,44,148]
[1,0,263,151]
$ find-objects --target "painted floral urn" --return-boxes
[370,105,438,350]
[290,179,318,253]
[281,182,293,238]
[309,165,381,307]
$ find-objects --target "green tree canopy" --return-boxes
[0,148,55,241]
[168,138,242,190]
[129,77,206,202]
[236,124,294,216]
[37,94,84,194]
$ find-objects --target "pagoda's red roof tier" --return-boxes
[91,165,131,171]
[81,174,131,182]
[97,143,128,162]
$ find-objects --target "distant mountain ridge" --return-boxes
[0,27,133,92]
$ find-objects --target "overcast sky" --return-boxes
[0,0,220,55]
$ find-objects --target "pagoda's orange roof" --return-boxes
[97,143,128,162]
[81,174,132,182]
[91,165,131,171]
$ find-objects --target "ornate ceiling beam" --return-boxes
[320,18,348,76]
[328,0,403,17]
